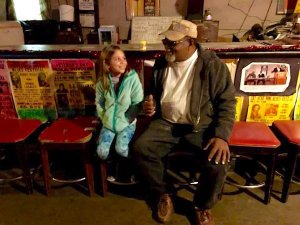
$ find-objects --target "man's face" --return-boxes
[162,37,190,62]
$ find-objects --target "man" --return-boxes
[134,19,236,225]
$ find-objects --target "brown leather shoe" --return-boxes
[195,208,215,225]
[156,194,174,223]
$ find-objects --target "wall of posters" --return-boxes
[50,59,96,117]
[0,59,18,119]
[6,59,57,121]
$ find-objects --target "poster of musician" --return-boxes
[50,59,96,117]
[240,62,290,93]
[6,59,57,121]
[0,59,18,119]
[246,95,296,125]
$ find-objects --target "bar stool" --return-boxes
[272,120,300,203]
[228,121,281,204]
[0,118,42,193]
[39,117,97,196]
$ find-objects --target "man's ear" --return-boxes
[189,38,196,45]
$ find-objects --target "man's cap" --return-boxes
[159,19,198,41]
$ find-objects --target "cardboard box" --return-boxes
[0,21,24,46]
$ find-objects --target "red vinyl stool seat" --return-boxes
[272,120,300,203]
[0,119,42,193]
[39,117,97,196]
[228,121,281,204]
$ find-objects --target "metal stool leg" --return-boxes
[83,150,94,196]
[282,148,298,203]
[41,146,51,196]
[100,160,108,197]
[264,154,276,204]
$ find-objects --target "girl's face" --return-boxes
[108,50,127,77]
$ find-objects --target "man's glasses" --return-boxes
[162,38,187,48]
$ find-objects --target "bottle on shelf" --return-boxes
[203,9,213,21]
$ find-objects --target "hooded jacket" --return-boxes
[149,44,236,143]
[96,69,143,133]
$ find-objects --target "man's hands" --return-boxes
[204,137,230,164]
[143,95,156,117]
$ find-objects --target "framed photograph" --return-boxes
[277,0,299,14]
[79,13,95,28]
[79,0,95,10]
[126,0,159,20]
[98,26,117,45]
[277,0,287,14]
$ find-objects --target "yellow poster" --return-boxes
[235,96,243,121]
[6,59,57,121]
[51,59,96,117]
[246,95,296,125]
[294,0,300,13]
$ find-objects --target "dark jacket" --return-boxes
[149,44,236,144]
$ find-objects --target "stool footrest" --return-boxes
[52,176,86,184]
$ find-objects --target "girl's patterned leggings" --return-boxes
[96,122,136,160]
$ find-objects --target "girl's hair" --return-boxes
[98,45,130,90]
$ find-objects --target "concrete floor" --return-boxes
[0,172,300,225]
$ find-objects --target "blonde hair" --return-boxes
[98,45,130,91]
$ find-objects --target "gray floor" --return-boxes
[0,173,300,225]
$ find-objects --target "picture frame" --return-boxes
[79,0,95,10]
[98,26,117,45]
[79,13,95,28]
[125,0,159,20]
[277,0,287,14]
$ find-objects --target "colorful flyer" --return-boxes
[50,59,96,117]
[246,95,297,125]
[6,59,57,121]
[0,59,18,119]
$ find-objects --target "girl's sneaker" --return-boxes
[106,176,116,182]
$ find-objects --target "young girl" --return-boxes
[95,45,143,161]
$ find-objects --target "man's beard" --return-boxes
[165,51,176,63]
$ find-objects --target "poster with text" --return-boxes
[50,59,96,117]
[0,59,18,119]
[6,59,57,121]
[235,96,243,121]
[246,95,297,125]
[292,70,300,120]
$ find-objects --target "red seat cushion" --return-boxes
[39,118,92,143]
[229,122,280,148]
[273,120,300,145]
[0,119,42,143]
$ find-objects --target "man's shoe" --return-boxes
[156,194,174,223]
[194,208,215,225]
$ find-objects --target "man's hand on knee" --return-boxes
[204,137,230,165]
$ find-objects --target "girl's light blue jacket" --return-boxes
[95,70,144,132]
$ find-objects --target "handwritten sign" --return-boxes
[131,16,182,44]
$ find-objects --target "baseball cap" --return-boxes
[159,19,198,41]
